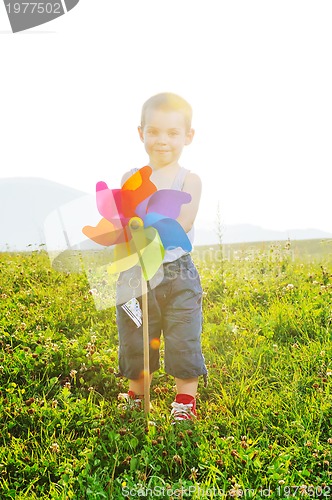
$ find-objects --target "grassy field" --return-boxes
[1,240,332,499]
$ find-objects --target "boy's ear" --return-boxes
[138,126,144,142]
[185,128,195,146]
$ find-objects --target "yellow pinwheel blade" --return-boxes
[105,217,165,280]
[140,228,165,281]
[107,241,139,274]
[129,221,165,281]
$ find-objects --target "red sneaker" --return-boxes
[171,394,197,422]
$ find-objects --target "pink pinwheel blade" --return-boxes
[96,184,125,221]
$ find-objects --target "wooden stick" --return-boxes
[141,273,150,414]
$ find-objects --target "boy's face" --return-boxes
[138,108,194,169]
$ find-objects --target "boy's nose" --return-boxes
[156,134,168,144]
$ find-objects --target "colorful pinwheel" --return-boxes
[82,166,192,281]
[82,166,193,414]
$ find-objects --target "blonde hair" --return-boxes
[140,92,192,131]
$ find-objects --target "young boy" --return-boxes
[116,93,207,421]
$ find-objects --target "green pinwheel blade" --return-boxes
[130,224,165,281]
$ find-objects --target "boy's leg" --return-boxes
[129,373,153,396]
[171,377,199,421]
[118,374,154,410]
[116,269,162,406]
[175,377,198,398]
[162,256,207,421]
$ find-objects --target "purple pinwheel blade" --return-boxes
[145,190,192,219]
[135,195,152,219]
[150,218,192,252]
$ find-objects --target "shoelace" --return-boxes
[118,393,142,409]
[171,401,196,420]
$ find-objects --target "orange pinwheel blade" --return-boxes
[94,166,157,222]
[122,166,157,217]
[82,218,126,246]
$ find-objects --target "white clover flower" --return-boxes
[229,484,243,497]
[50,442,60,453]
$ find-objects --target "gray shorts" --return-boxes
[116,254,207,382]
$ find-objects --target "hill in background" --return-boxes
[194,221,332,246]
[0,177,86,251]
[1,177,332,251]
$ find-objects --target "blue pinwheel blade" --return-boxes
[149,218,192,252]
[143,212,165,227]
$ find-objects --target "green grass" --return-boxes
[1,242,332,499]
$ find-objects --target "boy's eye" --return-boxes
[169,131,179,136]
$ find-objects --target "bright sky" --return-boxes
[1,0,332,233]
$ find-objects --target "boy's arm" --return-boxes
[177,172,202,233]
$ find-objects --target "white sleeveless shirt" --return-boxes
[163,166,194,263]
[130,167,194,263]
